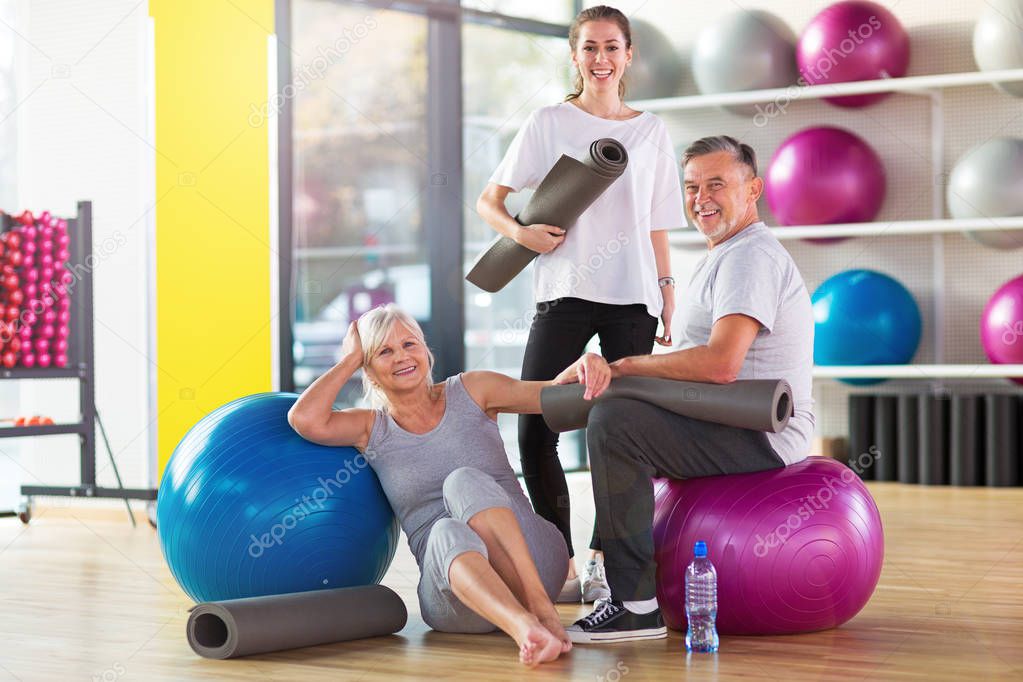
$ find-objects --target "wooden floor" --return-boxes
[2,476,1022,681]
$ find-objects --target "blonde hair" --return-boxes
[356,304,435,411]
[565,5,631,102]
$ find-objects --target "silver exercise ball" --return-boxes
[947,137,1023,250]
[627,19,684,100]
[692,9,798,115]
[973,0,1023,98]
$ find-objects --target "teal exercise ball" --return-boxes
[812,270,922,385]
[156,393,399,603]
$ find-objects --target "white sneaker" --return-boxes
[556,575,582,603]
[582,558,611,603]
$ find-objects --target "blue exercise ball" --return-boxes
[157,393,399,603]
[812,269,922,385]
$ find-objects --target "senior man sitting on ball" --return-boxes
[562,135,815,644]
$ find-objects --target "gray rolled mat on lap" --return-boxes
[466,138,629,293]
[541,376,793,434]
[186,585,407,659]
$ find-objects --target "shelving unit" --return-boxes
[630,68,1023,111]
[647,69,1023,385]
[813,365,1023,380]
[668,216,1023,245]
[0,202,157,524]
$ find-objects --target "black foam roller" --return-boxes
[896,394,919,484]
[847,395,875,481]
[918,394,950,485]
[540,376,792,434]
[186,585,407,659]
[466,138,629,292]
[985,395,1019,487]
[873,396,897,481]
[950,395,983,487]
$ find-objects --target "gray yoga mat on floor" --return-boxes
[466,137,629,293]
[540,376,792,434]
[186,585,407,659]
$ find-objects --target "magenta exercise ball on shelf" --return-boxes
[981,274,1023,385]
[947,137,1023,250]
[765,126,886,228]
[797,1,910,108]
[653,457,883,635]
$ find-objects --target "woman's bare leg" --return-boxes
[467,507,570,649]
[448,551,563,667]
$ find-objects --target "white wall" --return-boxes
[0,0,153,510]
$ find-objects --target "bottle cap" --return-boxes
[694,540,707,558]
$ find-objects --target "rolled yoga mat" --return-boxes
[896,394,919,484]
[848,395,875,481]
[873,395,897,481]
[540,376,792,434]
[918,394,950,486]
[466,138,629,293]
[186,585,407,659]
[950,394,983,487]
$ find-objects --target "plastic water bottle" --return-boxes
[685,540,719,653]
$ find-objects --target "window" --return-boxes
[462,23,585,471]
[461,0,575,25]
[289,2,429,397]
[282,0,586,471]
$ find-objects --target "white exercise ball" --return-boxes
[973,0,1023,98]
[947,137,1023,250]
[692,9,798,115]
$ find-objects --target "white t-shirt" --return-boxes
[489,102,685,319]
[676,222,815,465]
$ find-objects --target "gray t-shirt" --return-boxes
[676,222,815,464]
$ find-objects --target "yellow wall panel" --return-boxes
[151,0,275,476]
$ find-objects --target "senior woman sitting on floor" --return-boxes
[288,303,610,668]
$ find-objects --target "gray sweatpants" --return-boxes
[418,467,569,633]
[587,397,786,602]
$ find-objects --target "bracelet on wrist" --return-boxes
[658,276,675,288]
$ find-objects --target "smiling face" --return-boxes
[683,151,763,245]
[571,19,632,97]
[364,321,432,398]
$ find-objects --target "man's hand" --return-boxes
[553,352,612,400]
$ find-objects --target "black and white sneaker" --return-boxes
[566,599,667,643]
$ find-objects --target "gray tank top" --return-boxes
[364,374,535,566]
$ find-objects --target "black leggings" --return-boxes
[518,297,658,558]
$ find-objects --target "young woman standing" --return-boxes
[476,5,685,602]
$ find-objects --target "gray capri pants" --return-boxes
[418,467,569,633]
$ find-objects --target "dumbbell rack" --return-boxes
[0,202,157,523]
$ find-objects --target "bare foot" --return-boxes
[515,618,564,668]
[532,602,572,652]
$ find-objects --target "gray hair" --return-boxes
[356,303,435,411]
[681,135,758,177]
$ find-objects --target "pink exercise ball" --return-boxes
[653,456,883,635]
[797,1,910,108]
[765,126,886,227]
[981,274,1023,385]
